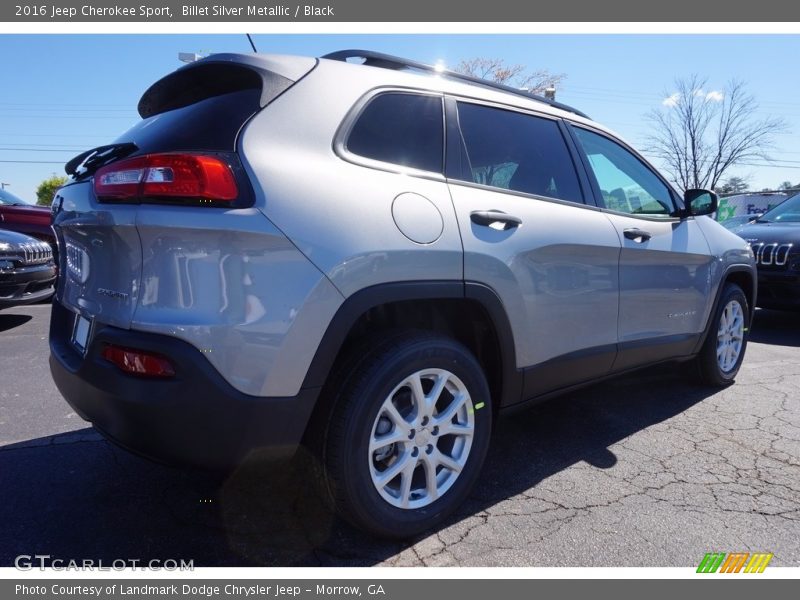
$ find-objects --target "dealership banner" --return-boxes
[3,0,800,22]
[4,579,798,599]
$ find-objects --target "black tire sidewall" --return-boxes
[704,285,749,384]
[333,336,492,537]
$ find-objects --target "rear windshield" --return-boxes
[113,88,261,153]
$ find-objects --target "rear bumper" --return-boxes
[0,263,55,308]
[48,301,320,470]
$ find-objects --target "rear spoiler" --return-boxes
[65,143,137,178]
[65,54,318,177]
[137,53,318,118]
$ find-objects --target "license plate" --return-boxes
[71,314,92,354]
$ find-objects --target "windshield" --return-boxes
[759,193,800,223]
[0,188,30,206]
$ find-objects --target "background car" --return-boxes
[734,192,800,310]
[0,188,55,251]
[720,214,761,231]
[0,229,56,309]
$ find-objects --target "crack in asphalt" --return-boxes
[2,305,799,567]
[370,349,800,566]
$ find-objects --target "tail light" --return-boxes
[102,344,176,378]
[94,153,238,202]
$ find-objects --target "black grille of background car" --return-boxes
[750,242,794,268]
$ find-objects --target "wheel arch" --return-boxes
[300,281,523,420]
[693,264,756,354]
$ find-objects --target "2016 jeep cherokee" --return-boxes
[49,50,757,537]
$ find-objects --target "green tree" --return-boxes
[36,174,67,206]
[716,176,749,195]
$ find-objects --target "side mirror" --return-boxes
[683,189,718,217]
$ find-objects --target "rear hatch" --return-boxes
[52,53,316,330]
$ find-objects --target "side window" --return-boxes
[346,92,444,173]
[572,127,675,216]
[455,102,583,203]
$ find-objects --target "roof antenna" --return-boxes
[246,34,258,53]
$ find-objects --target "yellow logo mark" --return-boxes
[744,553,774,573]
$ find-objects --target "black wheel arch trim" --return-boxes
[692,264,756,354]
[465,281,524,408]
[300,280,523,409]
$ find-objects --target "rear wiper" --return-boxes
[65,143,137,180]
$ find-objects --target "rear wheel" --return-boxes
[323,332,492,538]
[694,283,749,386]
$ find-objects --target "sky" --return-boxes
[1,34,799,202]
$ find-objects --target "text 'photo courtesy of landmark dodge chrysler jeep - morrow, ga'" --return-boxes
[49,50,757,538]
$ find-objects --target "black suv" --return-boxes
[0,230,56,309]
[735,193,800,310]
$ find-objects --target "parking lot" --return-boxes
[1,303,798,567]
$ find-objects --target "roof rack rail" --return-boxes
[322,49,590,120]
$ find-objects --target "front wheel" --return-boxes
[694,283,750,386]
[323,332,492,538]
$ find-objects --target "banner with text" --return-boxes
[4,0,800,22]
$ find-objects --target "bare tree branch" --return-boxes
[644,76,787,191]
[454,57,566,96]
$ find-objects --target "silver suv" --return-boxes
[49,50,756,537]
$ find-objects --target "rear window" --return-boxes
[113,88,261,153]
[346,93,444,173]
[138,63,266,118]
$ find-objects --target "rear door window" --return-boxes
[454,101,584,204]
[346,92,444,174]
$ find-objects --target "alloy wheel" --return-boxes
[368,368,475,509]
[717,299,745,373]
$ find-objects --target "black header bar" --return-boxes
[3,1,800,22]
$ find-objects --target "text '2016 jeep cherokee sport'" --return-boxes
[49,50,757,538]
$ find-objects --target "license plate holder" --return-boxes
[71,313,92,354]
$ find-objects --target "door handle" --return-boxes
[623,228,652,242]
[470,210,522,230]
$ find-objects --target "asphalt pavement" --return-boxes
[1,303,798,567]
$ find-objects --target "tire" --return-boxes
[323,332,492,538]
[694,283,750,386]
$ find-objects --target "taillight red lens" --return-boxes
[94,153,238,202]
[101,344,176,378]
